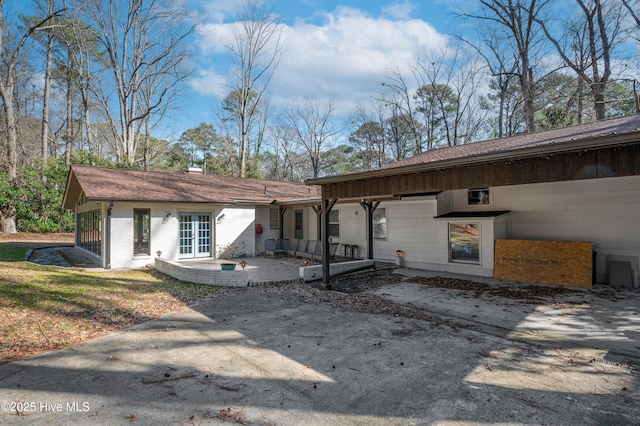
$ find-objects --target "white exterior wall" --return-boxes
[108,202,182,269]
[94,202,257,269]
[213,206,255,258]
[254,205,318,254]
[255,206,276,255]
[451,175,640,284]
[333,204,364,252]
[335,196,496,277]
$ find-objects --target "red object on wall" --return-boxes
[255,223,263,234]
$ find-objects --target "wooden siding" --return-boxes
[324,144,640,199]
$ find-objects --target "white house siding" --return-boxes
[107,202,180,269]
[334,204,364,252]
[254,205,318,254]
[255,206,276,255]
[213,206,255,258]
[89,202,258,269]
[372,197,440,266]
[451,175,640,284]
[339,196,496,277]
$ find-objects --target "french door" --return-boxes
[179,213,211,258]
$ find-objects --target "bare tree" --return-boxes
[538,0,624,120]
[350,103,389,169]
[622,0,640,35]
[285,98,342,179]
[226,0,283,178]
[380,67,424,153]
[466,0,552,133]
[39,0,55,174]
[262,123,297,180]
[76,0,193,165]
[0,0,64,182]
[413,45,487,147]
[461,24,523,137]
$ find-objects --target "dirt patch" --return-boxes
[408,275,585,304]
[0,232,74,245]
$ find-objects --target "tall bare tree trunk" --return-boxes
[65,55,73,166]
[227,0,283,177]
[41,1,54,176]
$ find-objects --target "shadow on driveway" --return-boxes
[1,273,639,425]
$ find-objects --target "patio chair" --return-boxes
[299,241,317,261]
[286,239,300,257]
[311,241,323,263]
[329,242,339,262]
[277,238,290,253]
[265,239,286,258]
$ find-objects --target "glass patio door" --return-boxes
[179,213,211,258]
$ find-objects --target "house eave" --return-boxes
[305,131,640,186]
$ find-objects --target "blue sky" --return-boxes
[166,0,469,139]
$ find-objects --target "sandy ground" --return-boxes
[0,232,74,244]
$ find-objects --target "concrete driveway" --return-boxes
[1,271,639,425]
[375,268,640,364]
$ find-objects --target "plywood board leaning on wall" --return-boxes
[494,240,592,289]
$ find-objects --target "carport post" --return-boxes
[278,206,287,239]
[321,193,337,290]
[359,200,380,260]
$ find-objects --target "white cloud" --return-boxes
[193,4,450,117]
[382,1,416,20]
[189,67,229,98]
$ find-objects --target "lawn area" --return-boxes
[0,240,220,364]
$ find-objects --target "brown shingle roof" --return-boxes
[63,166,320,209]
[383,114,640,169]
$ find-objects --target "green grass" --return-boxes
[0,243,29,262]
[0,242,221,364]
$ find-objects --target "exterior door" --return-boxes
[179,213,211,258]
[294,210,304,239]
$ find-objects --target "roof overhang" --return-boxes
[306,130,640,186]
[434,211,511,220]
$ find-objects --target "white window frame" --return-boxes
[328,209,340,238]
[269,209,279,229]
[372,208,387,240]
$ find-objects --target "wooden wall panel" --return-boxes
[616,145,639,176]
[569,151,597,180]
[507,161,521,185]
[520,158,536,183]
[547,155,565,182]
[319,143,639,200]
[596,149,616,178]
[492,162,510,186]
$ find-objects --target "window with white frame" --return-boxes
[328,209,340,238]
[449,223,480,263]
[372,208,387,240]
[269,209,279,229]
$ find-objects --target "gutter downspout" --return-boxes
[105,201,113,269]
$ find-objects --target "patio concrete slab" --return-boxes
[372,268,640,364]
